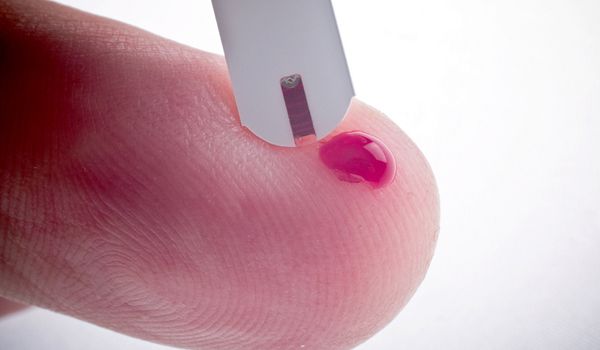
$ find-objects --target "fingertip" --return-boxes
[0,1,439,349]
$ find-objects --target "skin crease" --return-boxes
[0,0,439,349]
[0,298,25,316]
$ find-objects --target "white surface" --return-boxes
[213,0,354,147]
[1,0,600,349]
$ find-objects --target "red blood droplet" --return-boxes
[319,131,396,189]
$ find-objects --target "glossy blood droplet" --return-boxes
[319,131,396,188]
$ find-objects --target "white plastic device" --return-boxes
[212,0,354,147]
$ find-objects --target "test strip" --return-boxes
[212,0,354,147]
[280,74,316,145]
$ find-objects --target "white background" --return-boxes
[1,0,599,349]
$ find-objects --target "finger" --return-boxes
[0,1,439,349]
[0,297,27,317]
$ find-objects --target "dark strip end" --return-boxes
[280,74,316,146]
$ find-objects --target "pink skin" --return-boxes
[0,1,439,349]
[0,298,26,316]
